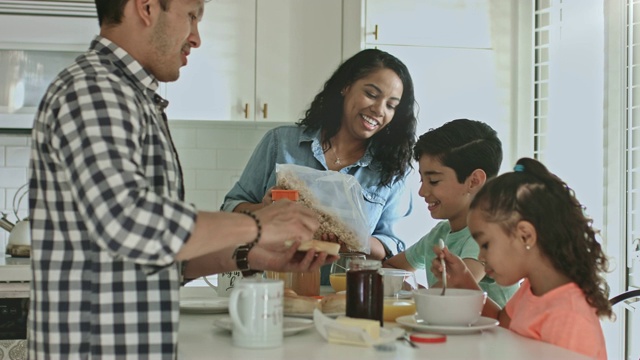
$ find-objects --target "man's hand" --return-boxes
[248,240,338,273]
[254,200,319,246]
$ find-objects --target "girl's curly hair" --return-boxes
[470,157,612,318]
[297,49,417,187]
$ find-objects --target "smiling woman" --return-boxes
[222,48,418,282]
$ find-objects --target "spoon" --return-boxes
[439,239,447,296]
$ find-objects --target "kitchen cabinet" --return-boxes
[0,14,98,129]
[357,0,515,138]
[165,0,343,123]
[364,0,492,48]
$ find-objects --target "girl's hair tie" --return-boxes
[513,164,525,172]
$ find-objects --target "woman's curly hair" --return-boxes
[470,157,612,318]
[296,49,417,187]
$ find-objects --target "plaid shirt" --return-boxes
[28,36,197,359]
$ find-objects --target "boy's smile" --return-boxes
[417,154,473,232]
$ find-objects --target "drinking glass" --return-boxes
[379,268,418,322]
[329,253,366,292]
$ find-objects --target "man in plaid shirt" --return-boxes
[28,0,334,358]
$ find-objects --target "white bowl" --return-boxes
[413,288,486,326]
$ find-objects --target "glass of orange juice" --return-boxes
[329,253,366,292]
[383,298,417,322]
[380,268,418,322]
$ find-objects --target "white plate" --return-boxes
[180,298,229,314]
[395,315,499,335]
[213,316,314,336]
[285,311,344,319]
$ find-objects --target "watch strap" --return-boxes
[232,243,262,277]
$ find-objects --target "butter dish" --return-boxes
[312,309,404,347]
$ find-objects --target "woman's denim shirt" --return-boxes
[221,125,412,256]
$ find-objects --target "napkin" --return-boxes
[312,309,404,347]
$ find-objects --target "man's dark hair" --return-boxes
[94,0,170,26]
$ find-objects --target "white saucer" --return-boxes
[285,311,344,319]
[180,298,229,314]
[213,316,314,336]
[395,315,499,335]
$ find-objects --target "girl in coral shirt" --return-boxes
[432,157,612,359]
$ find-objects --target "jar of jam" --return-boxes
[346,259,383,326]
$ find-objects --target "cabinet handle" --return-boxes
[374,24,378,40]
[243,103,249,119]
[262,103,268,119]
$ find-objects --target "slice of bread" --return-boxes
[284,294,321,315]
[320,292,346,314]
[284,239,340,256]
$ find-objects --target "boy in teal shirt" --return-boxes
[384,119,518,307]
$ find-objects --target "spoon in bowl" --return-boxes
[439,239,447,296]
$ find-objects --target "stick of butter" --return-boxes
[326,316,381,346]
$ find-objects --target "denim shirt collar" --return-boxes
[300,126,376,170]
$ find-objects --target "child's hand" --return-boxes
[430,246,477,289]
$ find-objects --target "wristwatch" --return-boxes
[232,243,262,277]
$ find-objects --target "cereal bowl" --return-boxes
[413,288,486,326]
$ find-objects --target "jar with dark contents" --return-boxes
[346,259,383,326]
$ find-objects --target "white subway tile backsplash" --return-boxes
[0,135,29,146]
[0,168,28,188]
[168,126,198,149]
[0,121,282,222]
[182,169,197,189]
[179,148,217,169]
[184,190,219,211]
[195,169,239,191]
[216,149,253,170]
[196,128,240,149]
[5,146,30,167]
[5,187,29,212]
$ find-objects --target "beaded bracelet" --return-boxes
[240,210,262,246]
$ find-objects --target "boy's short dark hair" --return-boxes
[413,118,502,183]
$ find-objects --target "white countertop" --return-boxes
[0,255,31,282]
[177,287,590,360]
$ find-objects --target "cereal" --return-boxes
[277,172,364,252]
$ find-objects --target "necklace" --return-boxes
[331,145,342,165]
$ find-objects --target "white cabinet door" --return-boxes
[0,14,97,50]
[365,0,492,48]
[166,0,342,123]
[165,0,256,121]
[255,0,343,123]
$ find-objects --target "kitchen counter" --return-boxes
[0,255,31,282]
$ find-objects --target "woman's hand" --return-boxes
[249,240,339,272]
[260,186,280,208]
[430,246,479,290]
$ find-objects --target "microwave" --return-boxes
[0,11,98,130]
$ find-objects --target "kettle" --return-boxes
[6,217,30,246]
